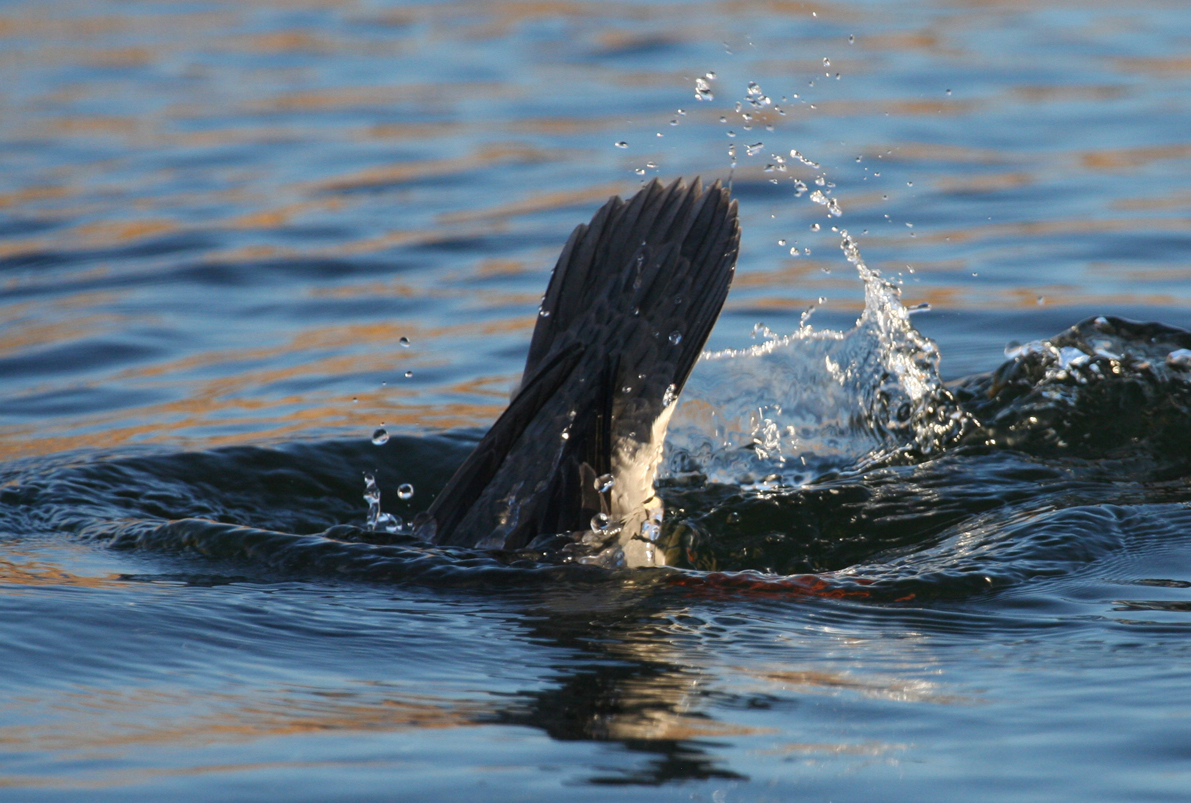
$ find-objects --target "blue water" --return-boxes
[3,1,1191,800]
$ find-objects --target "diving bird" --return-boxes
[413,178,740,567]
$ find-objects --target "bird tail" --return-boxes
[417,178,739,552]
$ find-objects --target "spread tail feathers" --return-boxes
[415,177,740,555]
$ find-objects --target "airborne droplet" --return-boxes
[371,427,389,445]
[668,330,682,345]
[399,336,410,347]
[397,483,414,500]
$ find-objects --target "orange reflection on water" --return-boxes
[311,144,552,194]
[1080,144,1191,170]
[745,667,973,704]
[437,182,632,225]
[0,556,123,592]
[0,682,494,787]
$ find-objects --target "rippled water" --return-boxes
[4,2,1191,800]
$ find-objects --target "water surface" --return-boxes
[3,1,1191,800]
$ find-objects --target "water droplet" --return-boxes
[397,483,414,500]
[663,383,678,407]
[371,427,389,445]
[539,308,551,317]
[634,167,646,176]
[746,142,764,156]
[404,370,413,378]
[615,141,628,148]
[705,71,716,80]
[789,247,800,256]
[907,181,914,187]
[810,223,821,232]
[789,149,820,168]
[645,161,656,169]
[946,88,952,96]
[561,431,570,440]
[399,336,410,347]
[778,238,786,246]
[727,130,736,138]
[375,512,402,533]
[668,330,682,345]
[590,512,616,532]
[694,77,714,101]
[822,57,831,67]
[849,34,855,43]
[595,473,615,493]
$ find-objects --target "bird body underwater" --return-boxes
[413,178,740,567]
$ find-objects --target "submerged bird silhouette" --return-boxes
[413,178,739,566]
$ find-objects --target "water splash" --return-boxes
[665,231,971,487]
[364,472,403,533]
[954,316,1191,458]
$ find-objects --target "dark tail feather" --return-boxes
[418,178,740,550]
